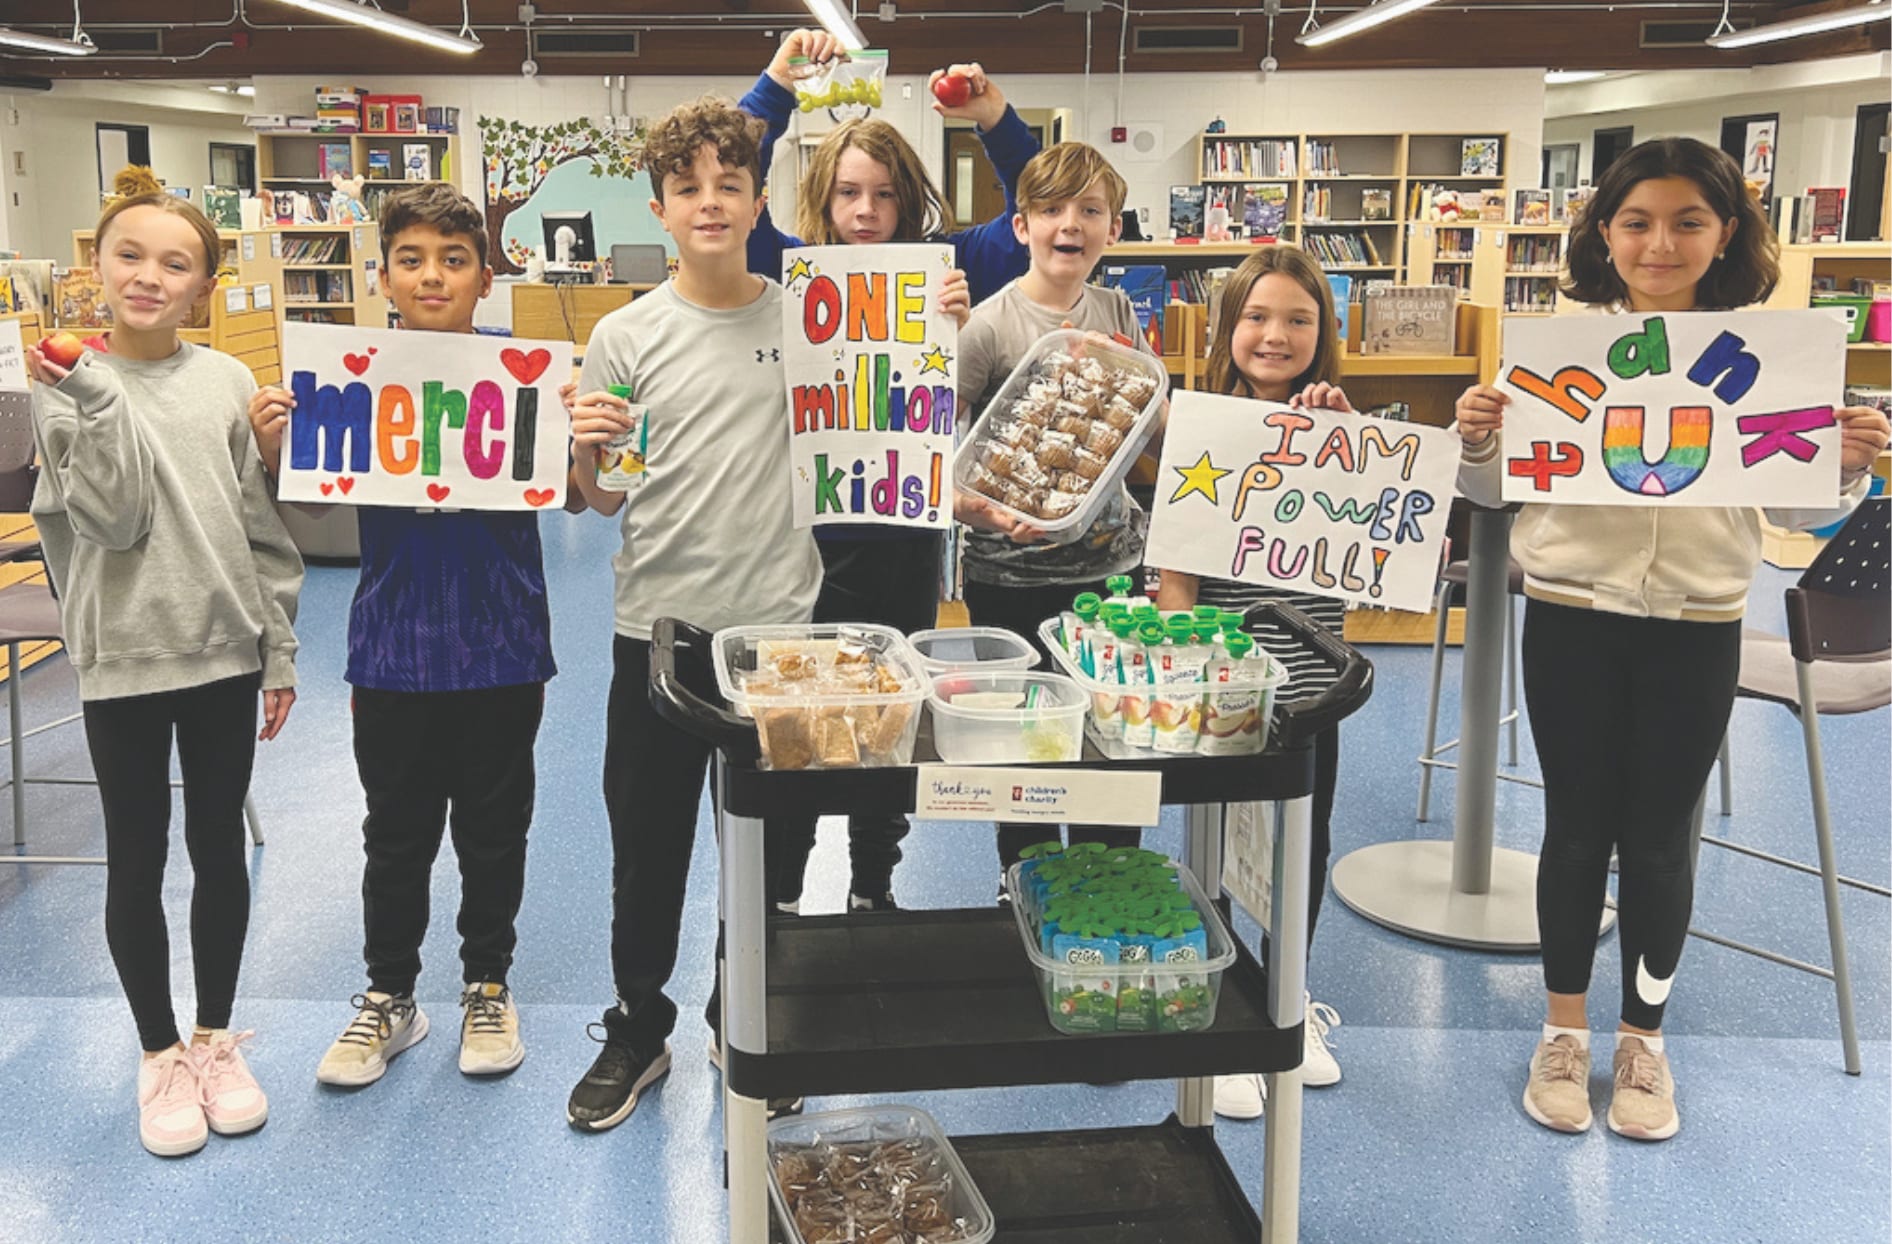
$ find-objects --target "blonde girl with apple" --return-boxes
[1454,137,1887,1141]
[1149,244,1355,1121]
[25,168,303,1157]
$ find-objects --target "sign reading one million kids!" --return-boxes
[1497,309,1846,507]
[782,244,957,530]
[1143,392,1461,613]
[278,323,574,511]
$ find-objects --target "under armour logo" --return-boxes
[756,348,781,363]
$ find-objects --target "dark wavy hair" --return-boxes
[1562,136,1777,310]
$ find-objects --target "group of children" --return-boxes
[24,41,1886,1160]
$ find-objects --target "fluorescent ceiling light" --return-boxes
[1708,2,1890,48]
[1296,0,1445,47]
[1546,70,1608,84]
[262,0,482,55]
[0,26,98,56]
[209,84,256,96]
[802,0,869,51]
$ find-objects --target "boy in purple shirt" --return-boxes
[248,185,553,1086]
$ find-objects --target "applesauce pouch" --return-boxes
[596,383,650,492]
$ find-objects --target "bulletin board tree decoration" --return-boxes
[478,115,648,276]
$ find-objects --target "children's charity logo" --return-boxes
[781,244,957,529]
[1143,391,1461,613]
[277,323,573,511]
[1497,309,1845,507]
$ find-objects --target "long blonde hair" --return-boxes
[796,119,954,243]
[1204,246,1342,398]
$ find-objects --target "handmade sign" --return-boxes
[0,319,23,388]
[782,244,957,530]
[1497,309,1845,507]
[1143,391,1460,612]
[278,323,572,511]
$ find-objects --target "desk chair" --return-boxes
[1696,498,1890,1075]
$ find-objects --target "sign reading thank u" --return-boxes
[1497,309,1846,508]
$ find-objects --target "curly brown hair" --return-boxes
[796,119,952,244]
[1204,246,1342,399]
[643,95,765,204]
[378,182,489,267]
[1563,136,1778,310]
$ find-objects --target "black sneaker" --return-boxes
[846,891,898,913]
[567,1023,670,1132]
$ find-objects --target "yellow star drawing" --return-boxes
[1170,451,1231,506]
[784,256,814,284]
[917,345,952,376]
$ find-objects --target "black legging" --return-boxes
[1523,599,1740,1031]
[85,673,261,1052]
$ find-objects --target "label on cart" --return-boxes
[915,765,1161,825]
[1223,800,1275,927]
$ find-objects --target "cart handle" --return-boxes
[648,617,763,763]
[1246,600,1374,748]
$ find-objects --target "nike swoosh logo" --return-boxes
[1636,957,1674,1007]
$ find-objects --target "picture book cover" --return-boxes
[1101,265,1167,354]
[203,185,242,231]
[1169,184,1206,238]
[1242,183,1289,237]
[1808,187,1846,241]
[1362,188,1392,221]
[1362,283,1458,355]
[366,149,394,180]
[1513,189,1551,226]
[317,141,352,179]
[403,144,433,181]
[1479,190,1506,222]
[1326,273,1354,342]
[1461,138,1501,177]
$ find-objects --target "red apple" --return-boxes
[931,71,972,109]
[40,332,85,370]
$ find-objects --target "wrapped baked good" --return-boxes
[1102,394,1141,431]
[994,419,1040,450]
[815,714,861,767]
[1084,422,1125,457]
[758,707,814,771]
[1050,469,1090,494]
[1076,356,1110,388]
[1005,452,1051,492]
[1071,447,1111,480]
[998,480,1044,515]
[966,464,1008,500]
[1051,403,1092,437]
[1118,371,1158,406]
[1037,490,1084,520]
[1038,350,1078,381]
[771,650,819,680]
[865,700,914,756]
[1035,429,1079,470]
[978,442,1020,478]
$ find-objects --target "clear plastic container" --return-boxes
[712,623,928,771]
[906,625,1040,675]
[952,327,1168,546]
[1035,618,1289,760]
[928,670,1089,764]
[767,1104,996,1244]
[1005,858,1238,1036]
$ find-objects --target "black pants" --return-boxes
[354,682,544,996]
[960,575,1143,870]
[1524,599,1740,1031]
[85,672,260,1053]
[771,532,944,903]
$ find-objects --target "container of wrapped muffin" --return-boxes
[767,1105,996,1244]
[712,623,930,771]
[953,328,1168,545]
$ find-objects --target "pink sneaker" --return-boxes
[190,1030,269,1135]
[137,1047,208,1157]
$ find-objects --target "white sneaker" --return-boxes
[1213,1073,1266,1121]
[1303,995,1341,1087]
[316,992,429,1087]
[137,1047,208,1157]
[459,982,525,1076]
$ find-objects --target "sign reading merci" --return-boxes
[1497,309,1845,508]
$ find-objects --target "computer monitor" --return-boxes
[540,211,595,265]
[608,243,668,285]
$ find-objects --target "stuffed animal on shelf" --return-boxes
[329,172,370,223]
[1430,190,1461,223]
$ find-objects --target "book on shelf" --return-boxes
[1361,188,1392,221]
[1503,276,1557,313]
[366,150,394,180]
[1303,139,1342,177]
[1807,187,1846,242]
[1556,184,1595,224]
[1242,183,1289,238]
[1361,283,1457,355]
[1100,265,1167,353]
[403,144,434,181]
[1169,185,1206,238]
[1201,137,1295,179]
[1770,194,1815,245]
[202,186,242,231]
[1327,274,1354,341]
[1461,137,1501,176]
[1506,234,1564,273]
[0,260,52,317]
[1479,190,1506,222]
[1302,231,1381,268]
[1302,184,1332,223]
[1513,189,1552,226]
[317,141,352,179]
[1844,385,1892,414]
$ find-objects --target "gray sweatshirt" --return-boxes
[30,344,303,701]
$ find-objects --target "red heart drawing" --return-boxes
[500,347,552,386]
[367,347,378,355]
[337,476,354,495]
[343,353,371,376]
[426,483,451,503]
[319,482,334,496]
[523,488,555,507]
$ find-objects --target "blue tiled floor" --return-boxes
[1,517,1885,1243]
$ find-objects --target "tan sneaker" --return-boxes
[1523,1033,1593,1133]
[459,982,525,1075]
[1608,1036,1679,1141]
[316,992,429,1087]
